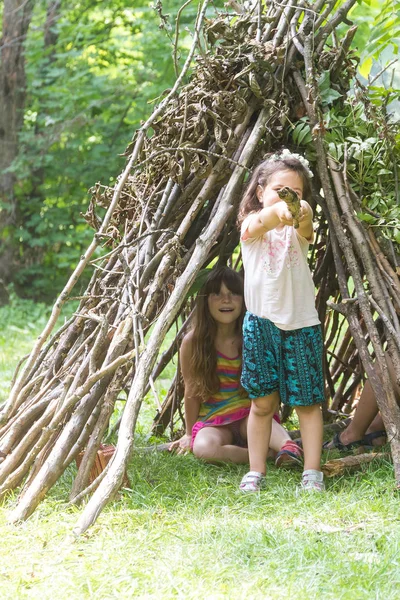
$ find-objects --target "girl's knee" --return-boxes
[193,437,219,460]
[251,397,277,417]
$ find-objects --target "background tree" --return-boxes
[0,0,35,282]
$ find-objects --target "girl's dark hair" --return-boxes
[237,154,313,226]
[189,266,245,399]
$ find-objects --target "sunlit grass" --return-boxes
[0,451,399,599]
[0,295,51,402]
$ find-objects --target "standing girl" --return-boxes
[170,266,302,466]
[238,150,325,492]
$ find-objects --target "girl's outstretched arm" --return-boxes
[169,334,202,453]
[242,201,294,239]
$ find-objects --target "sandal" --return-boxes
[361,430,387,448]
[300,469,325,492]
[322,432,363,452]
[275,440,303,468]
[239,471,266,492]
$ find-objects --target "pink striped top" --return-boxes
[198,352,251,425]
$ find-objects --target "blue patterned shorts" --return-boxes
[241,312,324,407]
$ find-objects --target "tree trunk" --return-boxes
[0,0,35,281]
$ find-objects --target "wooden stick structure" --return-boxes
[1,0,399,533]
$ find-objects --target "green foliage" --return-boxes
[330,99,399,243]
[291,94,400,247]
[289,1,400,250]
[318,71,343,106]
[364,0,400,59]
[5,0,199,299]
[292,117,312,146]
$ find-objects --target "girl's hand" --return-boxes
[275,200,296,226]
[296,200,314,239]
[168,434,192,454]
[297,200,313,224]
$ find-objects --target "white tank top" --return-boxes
[241,217,320,331]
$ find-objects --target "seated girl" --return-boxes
[170,266,302,466]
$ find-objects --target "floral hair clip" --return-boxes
[269,148,313,178]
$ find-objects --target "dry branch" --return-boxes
[322,452,391,477]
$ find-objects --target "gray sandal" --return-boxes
[239,471,266,492]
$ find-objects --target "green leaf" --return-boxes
[357,213,376,223]
[292,118,312,147]
[185,269,213,300]
[318,70,331,92]
[317,70,342,106]
[321,88,342,105]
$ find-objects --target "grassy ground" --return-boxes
[0,296,51,403]
[0,297,399,599]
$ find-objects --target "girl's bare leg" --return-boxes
[193,426,248,464]
[326,353,400,448]
[363,356,400,442]
[239,415,291,458]
[269,418,291,453]
[239,415,291,451]
[365,412,385,435]
[296,404,323,471]
[247,392,279,474]
[339,379,379,445]
[239,415,292,458]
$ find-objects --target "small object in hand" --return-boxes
[277,186,301,228]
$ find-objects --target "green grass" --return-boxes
[0,294,51,403]
[0,453,399,599]
[1,298,399,599]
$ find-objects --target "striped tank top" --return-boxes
[198,352,251,425]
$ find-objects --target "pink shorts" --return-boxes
[191,411,280,449]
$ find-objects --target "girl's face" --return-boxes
[207,282,243,325]
[257,169,303,209]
